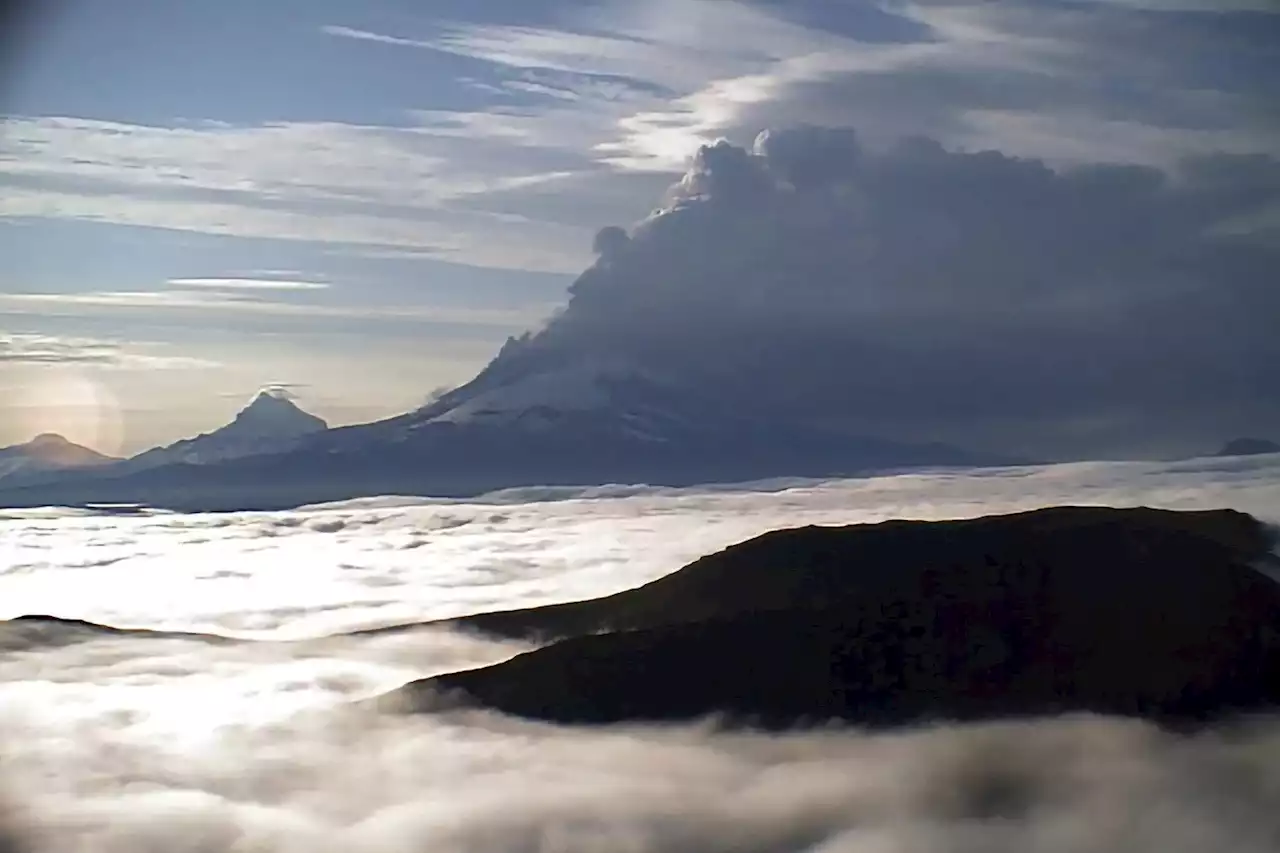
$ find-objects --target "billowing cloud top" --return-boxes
[485,126,1280,459]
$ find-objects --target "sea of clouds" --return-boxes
[0,455,1278,851]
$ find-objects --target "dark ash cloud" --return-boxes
[489,126,1280,459]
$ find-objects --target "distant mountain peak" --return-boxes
[227,389,327,436]
[21,433,111,463]
[118,389,329,471]
[0,354,1011,510]
[28,432,73,447]
[0,433,116,480]
[252,385,298,402]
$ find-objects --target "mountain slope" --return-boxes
[123,389,328,471]
[384,503,1277,643]
[0,434,117,482]
[380,506,1280,728]
[0,360,1013,511]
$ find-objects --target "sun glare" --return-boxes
[12,368,124,456]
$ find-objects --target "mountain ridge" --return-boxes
[380,506,1280,728]
[119,389,329,472]
[0,433,117,482]
[1217,438,1280,457]
[0,362,1016,511]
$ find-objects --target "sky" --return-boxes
[1,0,1277,456]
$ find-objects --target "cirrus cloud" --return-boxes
[167,278,330,291]
[4,0,1275,280]
[0,332,217,370]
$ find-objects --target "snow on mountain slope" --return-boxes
[421,360,680,435]
[429,363,614,425]
[126,388,328,470]
[0,356,1017,512]
[0,434,117,480]
[218,389,328,441]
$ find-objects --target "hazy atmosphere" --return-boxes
[2,2,1278,851]
[2,0,1276,457]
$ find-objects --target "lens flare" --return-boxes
[11,368,123,456]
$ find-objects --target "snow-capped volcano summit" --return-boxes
[412,358,687,441]
[0,325,1016,512]
[220,388,328,441]
[0,356,1009,511]
[423,361,636,426]
[124,388,328,471]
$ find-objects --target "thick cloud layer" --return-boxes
[0,456,1278,851]
[6,706,1280,853]
[3,453,1277,635]
[495,126,1280,459]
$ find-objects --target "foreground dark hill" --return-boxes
[383,506,1280,728]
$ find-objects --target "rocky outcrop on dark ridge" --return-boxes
[380,506,1280,728]
[1217,438,1280,457]
[0,615,234,652]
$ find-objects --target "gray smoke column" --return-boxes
[484,126,1280,458]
